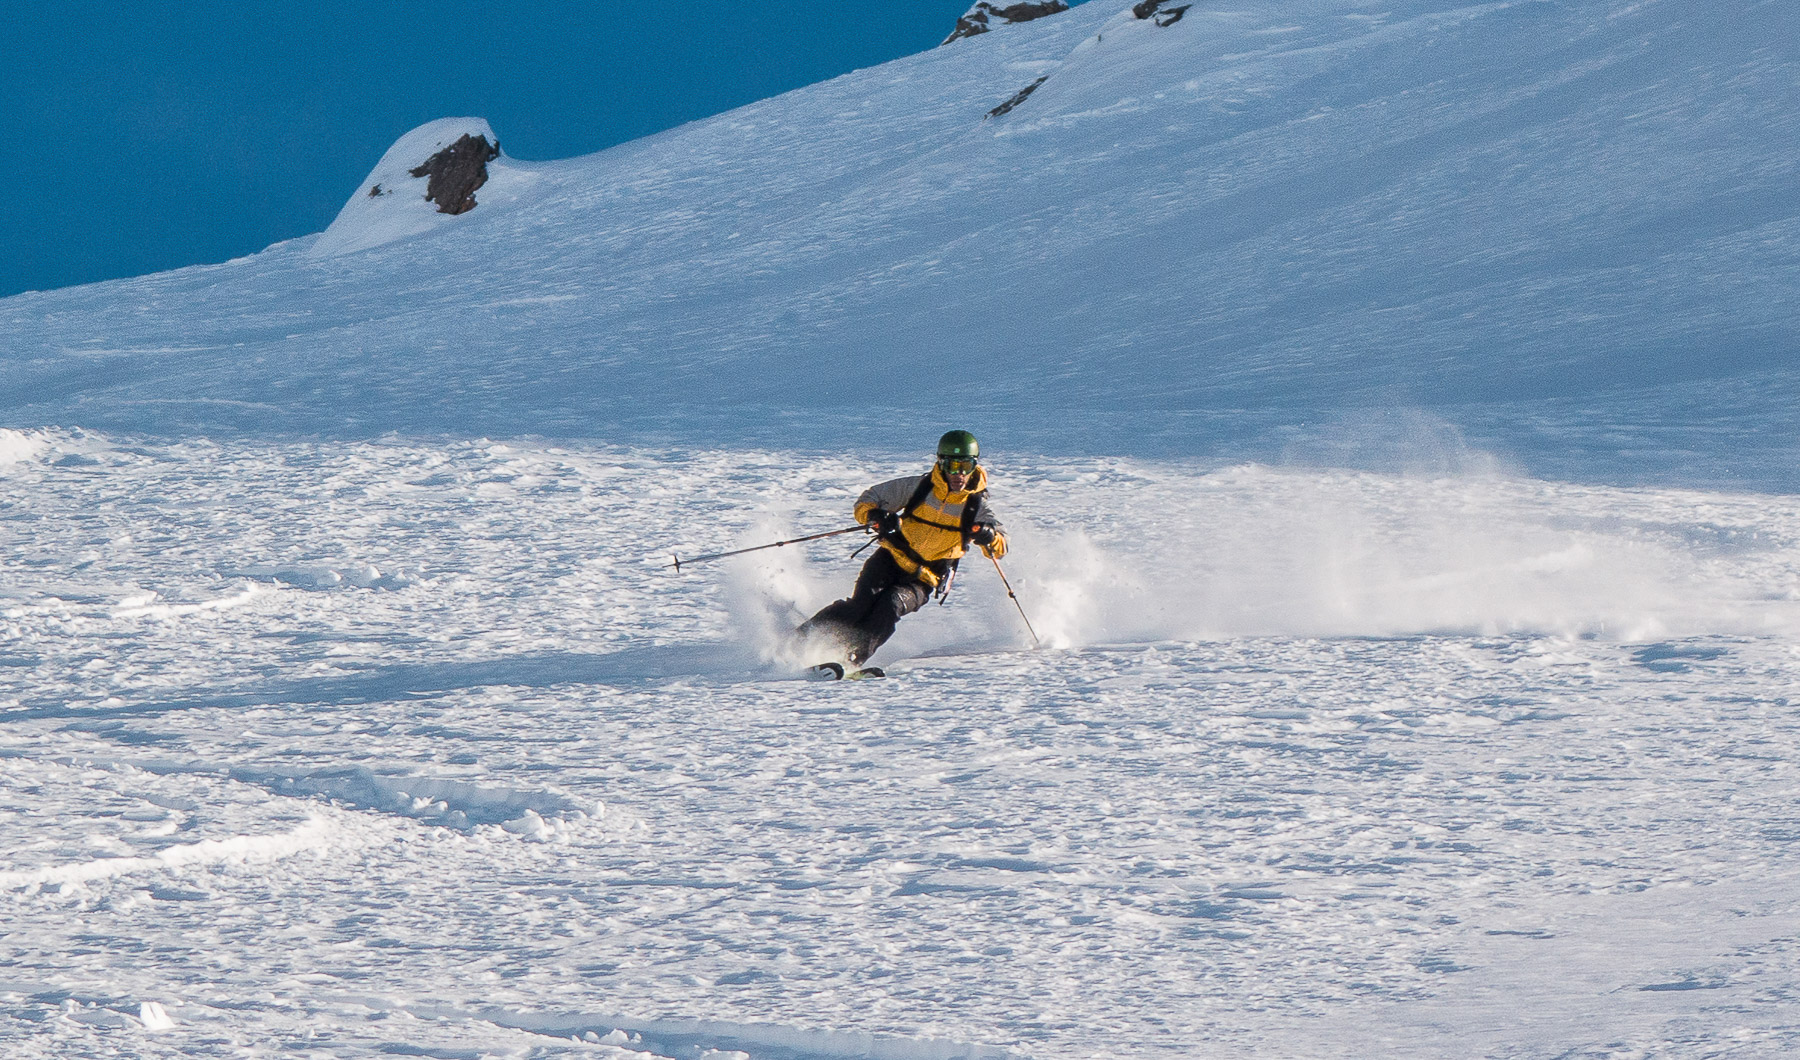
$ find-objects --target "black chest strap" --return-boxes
[900,473,936,520]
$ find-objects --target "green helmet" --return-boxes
[936,430,979,461]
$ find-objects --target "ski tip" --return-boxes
[671,554,683,572]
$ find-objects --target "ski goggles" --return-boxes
[937,456,978,475]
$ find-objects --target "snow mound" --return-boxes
[309,117,504,258]
[138,1001,177,1032]
[0,428,43,467]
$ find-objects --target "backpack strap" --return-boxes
[879,472,942,576]
[900,472,936,519]
[957,489,985,543]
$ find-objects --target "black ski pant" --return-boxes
[797,548,932,665]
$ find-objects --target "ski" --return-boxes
[807,663,886,681]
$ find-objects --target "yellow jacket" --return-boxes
[853,465,1007,586]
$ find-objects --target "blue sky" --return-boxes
[1,0,993,298]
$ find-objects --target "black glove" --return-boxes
[970,525,997,547]
[872,510,903,537]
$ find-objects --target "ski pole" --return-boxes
[987,552,1041,648]
[671,525,868,571]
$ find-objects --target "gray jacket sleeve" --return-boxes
[857,474,927,516]
[975,492,1004,534]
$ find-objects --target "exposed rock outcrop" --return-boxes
[942,2,1070,45]
[988,76,1050,119]
[1132,0,1192,27]
[409,133,501,216]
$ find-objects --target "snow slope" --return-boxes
[5,0,1800,1057]
[3,0,1796,486]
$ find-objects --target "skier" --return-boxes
[797,430,1008,674]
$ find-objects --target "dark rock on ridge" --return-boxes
[943,2,1070,45]
[1133,0,1193,27]
[409,134,501,216]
